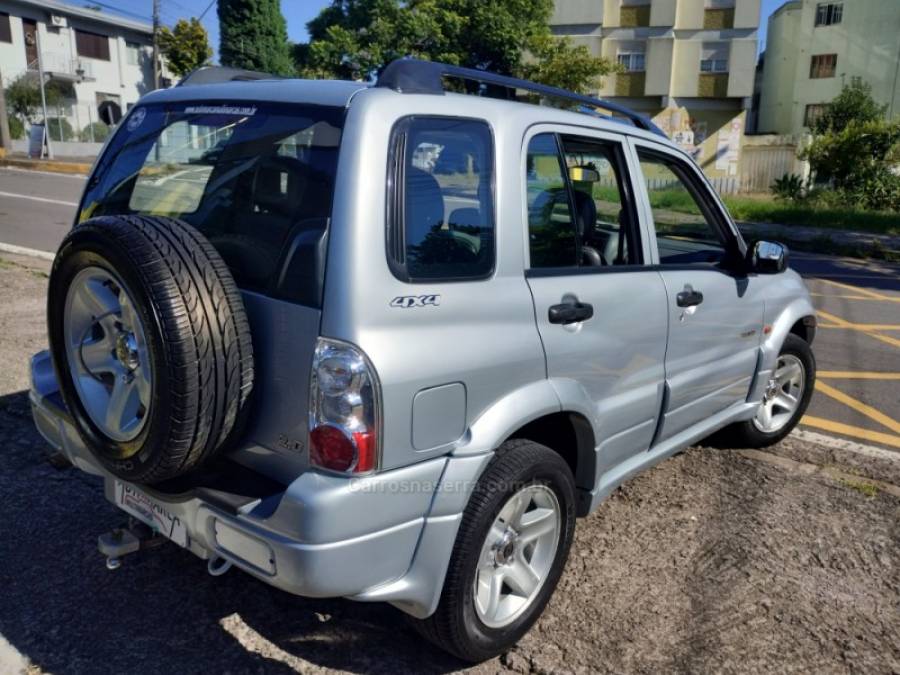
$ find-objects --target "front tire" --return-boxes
[721,333,815,448]
[412,439,576,662]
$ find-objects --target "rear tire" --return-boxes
[47,215,254,484]
[718,333,815,448]
[411,439,576,662]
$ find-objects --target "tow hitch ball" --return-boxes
[97,519,165,570]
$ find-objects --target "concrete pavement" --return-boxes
[0,166,897,451]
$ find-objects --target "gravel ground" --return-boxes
[0,252,898,675]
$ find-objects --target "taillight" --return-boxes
[309,338,381,474]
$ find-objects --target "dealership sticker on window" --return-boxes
[184,105,258,116]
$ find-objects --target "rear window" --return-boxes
[79,102,344,305]
[387,116,495,281]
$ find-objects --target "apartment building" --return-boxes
[0,0,161,142]
[551,0,760,178]
[756,0,900,136]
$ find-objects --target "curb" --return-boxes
[0,242,55,261]
[0,157,91,175]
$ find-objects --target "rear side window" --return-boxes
[78,102,344,306]
[387,117,494,281]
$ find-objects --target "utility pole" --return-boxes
[152,0,160,89]
[0,67,11,156]
[36,28,52,159]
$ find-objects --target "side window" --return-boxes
[526,134,577,268]
[526,132,640,269]
[560,136,639,266]
[637,151,728,265]
[388,117,494,281]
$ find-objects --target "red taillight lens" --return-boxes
[309,425,357,472]
[309,338,381,474]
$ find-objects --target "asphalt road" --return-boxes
[1,167,898,451]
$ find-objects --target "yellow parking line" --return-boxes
[818,370,900,380]
[812,277,896,300]
[810,292,900,303]
[800,415,900,449]
[814,380,900,435]
[818,323,900,331]
[815,310,900,348]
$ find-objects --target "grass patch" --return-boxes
[721,196,900,236]
[838,477,880,498]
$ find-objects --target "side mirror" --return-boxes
[747,240,789,274]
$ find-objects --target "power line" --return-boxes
[198,0,216,20]
[86,1,153,22]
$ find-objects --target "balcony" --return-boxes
[615,72,646,96]
[698,73,729,97]
[703,8,735,29]
[619,5,651,27]
[26,54,96,82]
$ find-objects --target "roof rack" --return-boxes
[375,58,666,137]
[178,66,282,87]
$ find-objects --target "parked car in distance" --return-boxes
[30,59,816,662]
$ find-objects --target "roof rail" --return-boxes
[375,58,666,137]
[178,66,282,87]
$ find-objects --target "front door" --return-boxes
[523,129,668,488]
[22,19,37,66]
[631,140,765,442]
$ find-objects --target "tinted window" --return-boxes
[389,117,494,281]
[637,152,727,265]
[78,102,344,304]
[0,13,11,43]
[526,133,577,268]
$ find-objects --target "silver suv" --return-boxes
[29,59,816,662]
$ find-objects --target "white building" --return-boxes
[0,0,165,146]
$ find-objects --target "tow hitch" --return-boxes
[98,518,168,570]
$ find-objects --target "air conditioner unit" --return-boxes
[49,14,67,27]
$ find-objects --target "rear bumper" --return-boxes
[30,350,478,615]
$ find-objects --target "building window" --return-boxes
[126,42,141,66]
[815,2,842,26]
[617,51,646,72]
[0,13,11,43]
[805,104,829,127]
[700,43,729,72]
[809,54,837,79]
[76,29,111,61]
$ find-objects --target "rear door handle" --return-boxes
[548,301,594,325]
[676,285,703,308]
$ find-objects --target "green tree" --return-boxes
[218,0,294,75]
[802,79,900,210]
[810,78,886,135]
[4,74,65,122]
[297,0,613,94]
[158,18,213,78]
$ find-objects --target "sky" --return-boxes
[89,0,789,60]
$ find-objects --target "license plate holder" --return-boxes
[114,481,188,547]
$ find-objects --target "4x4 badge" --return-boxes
[390,294,441,308]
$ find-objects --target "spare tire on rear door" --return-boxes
[47,215,254,484]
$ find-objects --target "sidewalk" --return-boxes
[737,220,900,258]
[0,154,92,175]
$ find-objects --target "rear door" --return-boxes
[523,127,668,483]
[630,139,765,442]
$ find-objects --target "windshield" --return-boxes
[79,102,344,303]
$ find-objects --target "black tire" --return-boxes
[411,439,576,663]
[47,215,254,484]
[717,333,815,448]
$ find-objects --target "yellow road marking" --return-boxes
[818,370,900,380]
[815,309,900,348]
[812,276,900,292]
[800,415,900,449]
[818,323,900,331]
[814,380,900,435]
[810,292,900,303]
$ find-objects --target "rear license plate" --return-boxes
[114,481,188,547]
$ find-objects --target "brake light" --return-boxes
[309,338,381,474]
